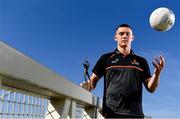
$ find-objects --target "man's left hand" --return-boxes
[152,55,165,76]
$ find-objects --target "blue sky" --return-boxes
[0,0,179,118]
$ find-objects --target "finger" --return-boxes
[82,84,88,90]
[154,57,160,66]
[80,82,87,87]
[152,61,158,69]
[80,83,85,88]
[159,55,165,68]
[152,57,159,68]
[81,82,91,91]
[80,82,83,87]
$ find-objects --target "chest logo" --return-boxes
[131,59,139,65]
[112,58,119,63]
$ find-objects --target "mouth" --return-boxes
[122,40,128,43]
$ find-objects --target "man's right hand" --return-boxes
[80,73,100,91]
[80,80,94,91]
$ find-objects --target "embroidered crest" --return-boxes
[131,59,139,65]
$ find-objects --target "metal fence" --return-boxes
[0,88,104,119]
[0,88,49,119]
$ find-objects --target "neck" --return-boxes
[117,45,131,56]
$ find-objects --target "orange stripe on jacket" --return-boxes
[106,65,143,72]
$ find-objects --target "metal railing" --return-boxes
[0,41,104,119]
[0,88,48,119]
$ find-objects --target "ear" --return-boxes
[131,35,134,42]
[114,35,117,41]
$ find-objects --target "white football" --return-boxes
[149,7,175,32]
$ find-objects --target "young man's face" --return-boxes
[114,27,134,48]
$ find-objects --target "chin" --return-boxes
[120,44,128,48]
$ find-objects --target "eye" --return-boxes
[119,32,124,36]
[118,32,130,36]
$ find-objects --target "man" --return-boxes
[80,24,165,118]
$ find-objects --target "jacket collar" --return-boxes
[114,48,135,56]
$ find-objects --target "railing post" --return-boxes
[46,98,71,119]
[69,100,76,118]
[84,95,100,119]
[85,106,98,118]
